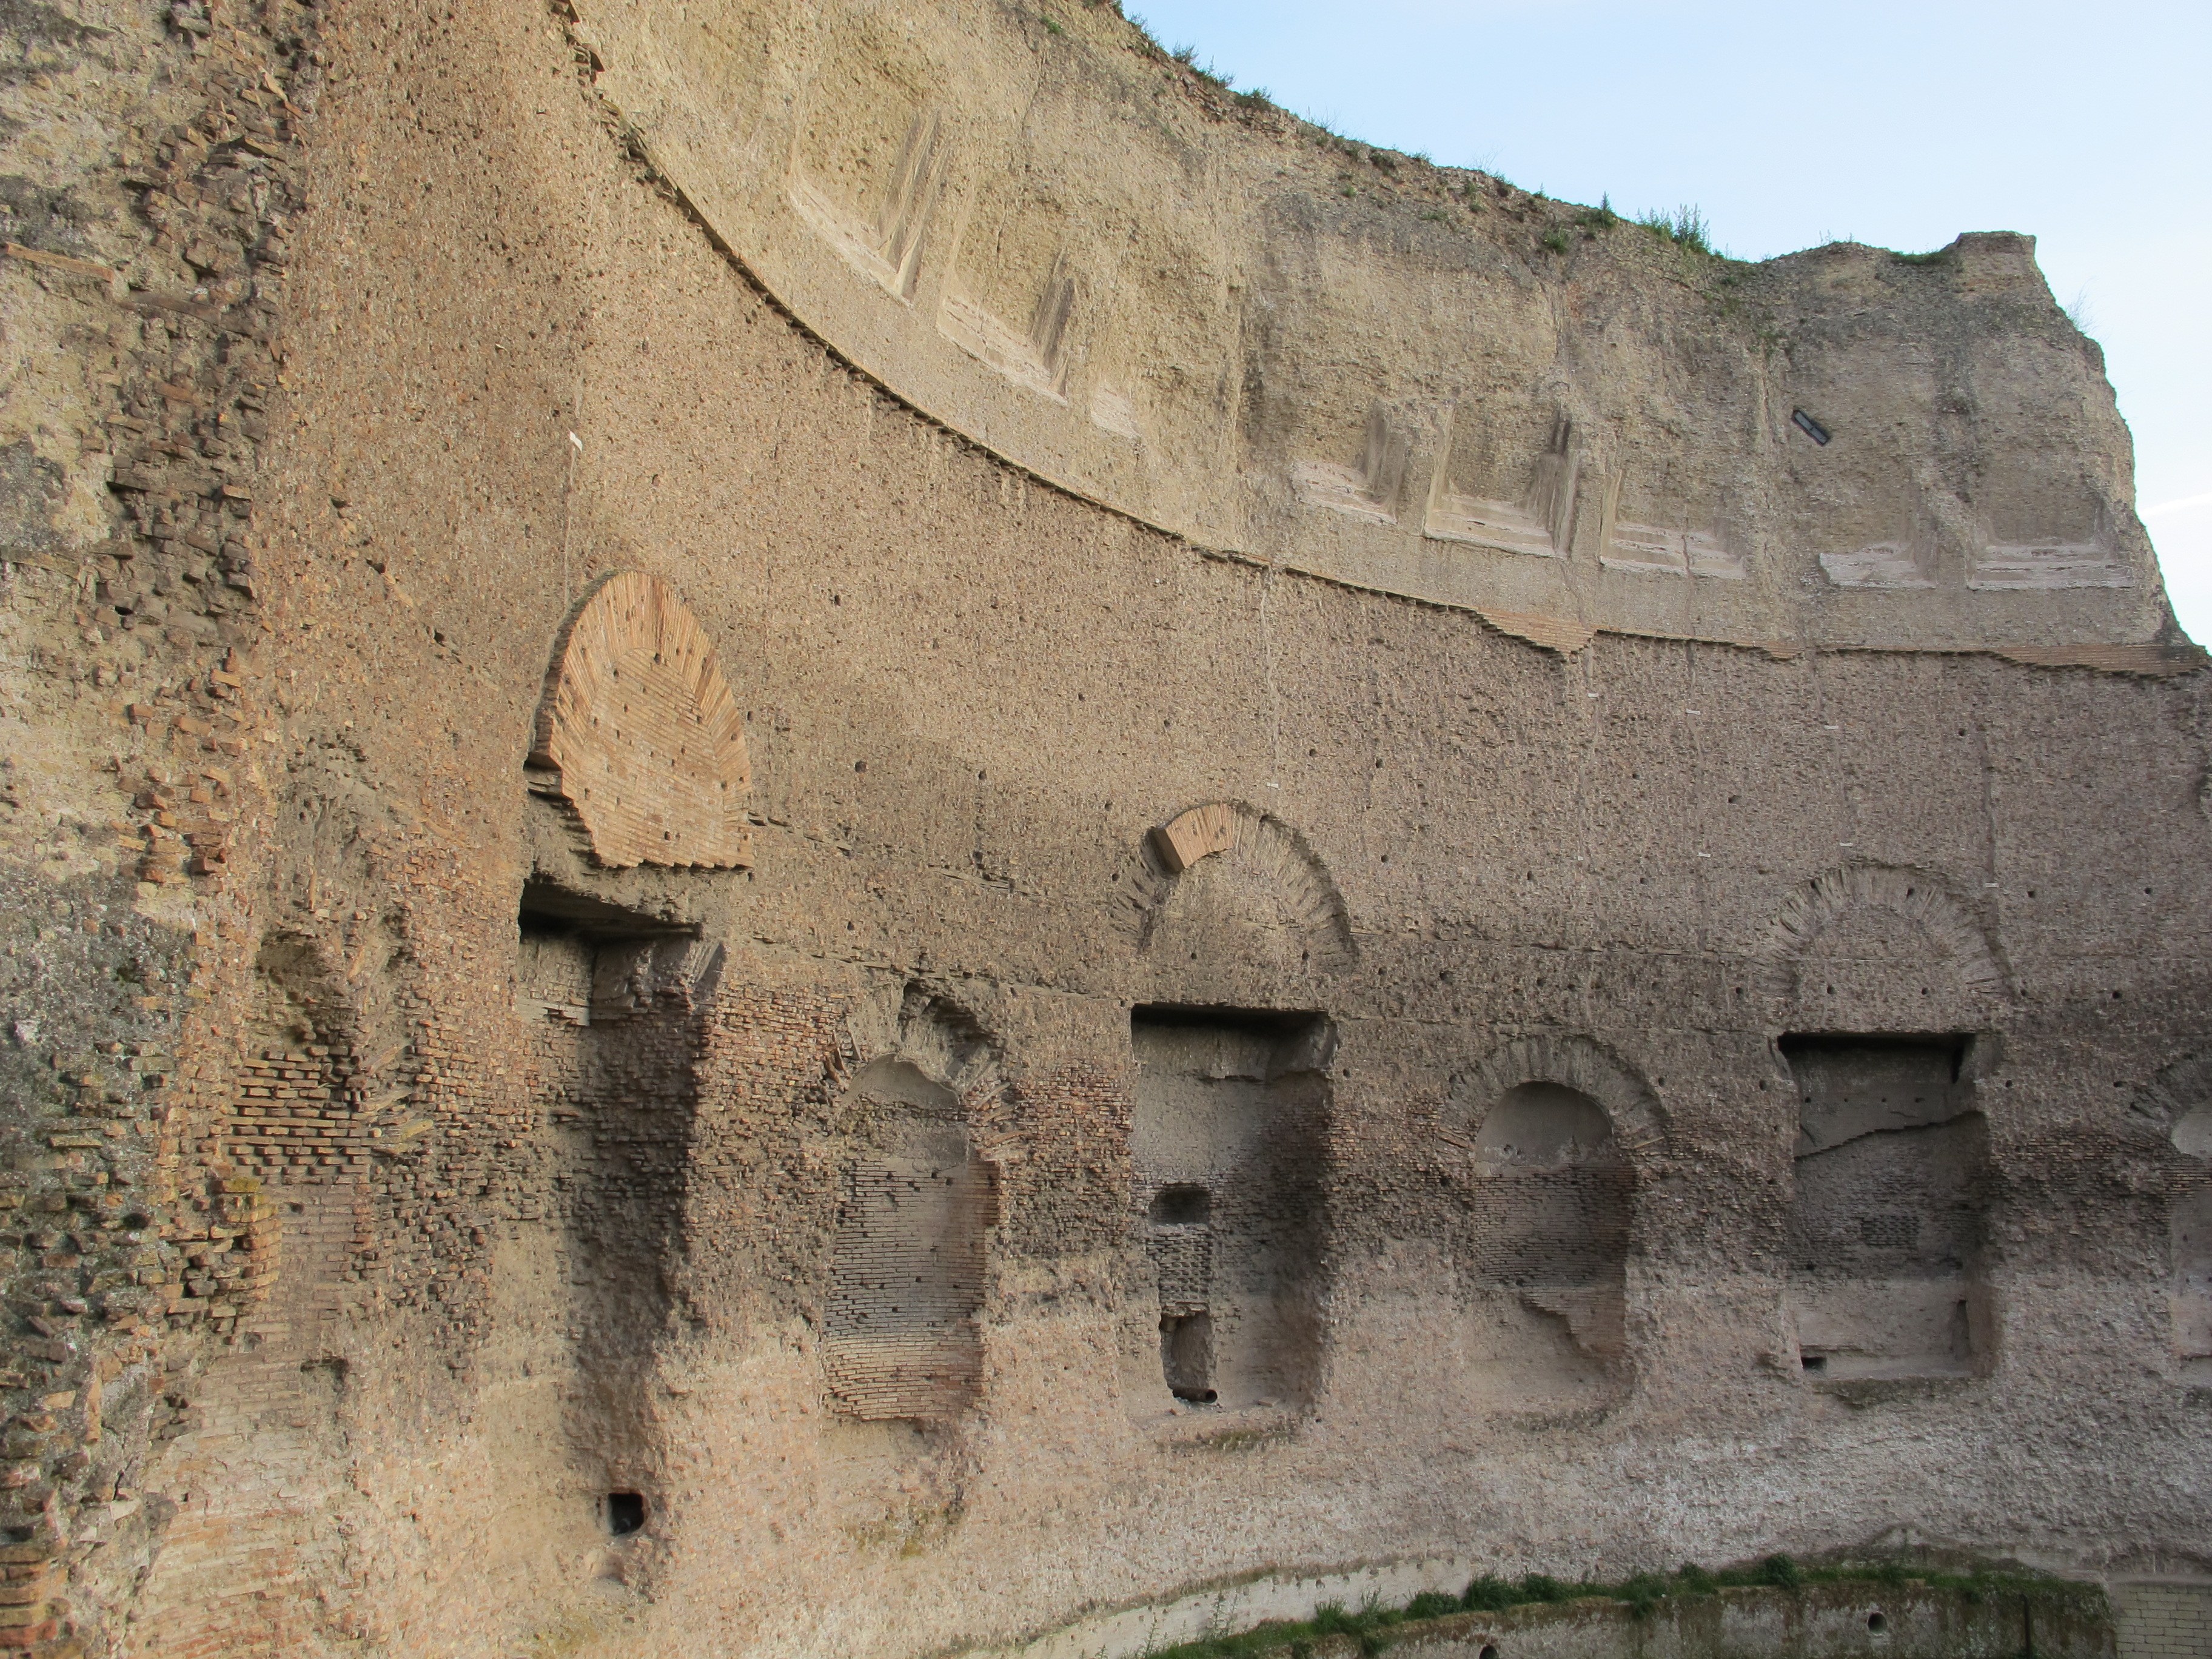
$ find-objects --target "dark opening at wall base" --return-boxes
[606,1492,646,1537]
[1161,1312,1217,1402]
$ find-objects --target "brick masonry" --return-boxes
[2116,1583,2212,1659]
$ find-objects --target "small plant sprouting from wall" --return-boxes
[1140,1557,2100,1658]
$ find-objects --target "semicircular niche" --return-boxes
[528,570,752,870]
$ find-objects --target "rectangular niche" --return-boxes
[515,878,699,1027]
[938,172,1079,400]
[1422,407,1578,556]
[514,877,710,1368]
[1130,1007,1332,1410]
[787,23,949,300]
[1783,1034,1994,1381]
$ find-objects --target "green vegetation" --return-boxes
[1577,195,1619,235]
[1121,16,1233,88]
[1541,227,1572,254]
[1162,39,1234,87]
[1637,203,1714,255]
[1141,1557,2097,1658]
[1756,1553,1802,1589]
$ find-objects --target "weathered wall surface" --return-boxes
[1,0,2210,1655]
[569,0,2180,661]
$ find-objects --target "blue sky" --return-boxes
[1127,0,2212,639]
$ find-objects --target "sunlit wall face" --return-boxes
[1127,0,2212,637]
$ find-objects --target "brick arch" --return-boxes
[842,979,1004,1108]
[1754,865,2006,1002]
[1450,1034,1669,1170]
[1131,800,1356,971]
[527,570,751,869]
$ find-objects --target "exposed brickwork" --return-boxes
[2116,1583,2212,1659]
[0,0,330,1643]
[824,1071,996,1421]
[529,570,752,871]
[224,1043,372,1185]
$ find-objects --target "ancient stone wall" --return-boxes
[0,0,2210,1654]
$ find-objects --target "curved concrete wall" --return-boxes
[571,0,2175,659]
[5,0,2210,1654]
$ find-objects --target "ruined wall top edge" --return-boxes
[568,0,2179,660]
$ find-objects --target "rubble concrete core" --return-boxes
[0,0,2207,1655]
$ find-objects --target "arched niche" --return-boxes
[823,990,1002,1422]
[2136,1053,2212,1383]
[1447,1037,1659,1405]
[1754,865,2006,1027]
[527,570,752,870]
[1453,1036,1668,1167]
[1130,801,1356,979]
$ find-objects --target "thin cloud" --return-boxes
[2145,493,2212,518]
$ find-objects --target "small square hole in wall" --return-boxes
[606,1491,646,1537]
[1150,1184,1210,1226]
[1801,1352,1828,1374]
